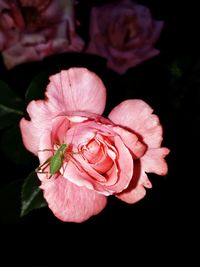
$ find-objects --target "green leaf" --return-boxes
[0,124,34,165]
[0,80,23,110]
[21,171,47,217]
[25,71,49,105]
[0,179,23,223]
[0,80,24,129]
[0,104,24,130]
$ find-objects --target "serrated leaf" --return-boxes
[21,171,47,217]
[25,71,49,105]
[1,124,34,165]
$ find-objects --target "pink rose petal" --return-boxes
[46,68,106,115]
[20,100,55,155]
[109,99,163,149]
[113,126,146,159]
[141,148,170,175]
[20,68,107,154]
[116,161,152,204]
[40,175,107,222]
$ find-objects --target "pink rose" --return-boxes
[0,0,24,50]
[86,0,164,74]
[20,68,169,222]
[0,0,84,69]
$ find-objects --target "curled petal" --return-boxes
[117,184,146,204]
[109,99,163,148]
[141,148,170,175]
[113,126,146,158]
[117,147,169,204]
[106,135,133,193]
[40,175,107,222]
[116,161,152,204]
[19,100,55,155]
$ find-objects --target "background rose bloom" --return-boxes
[0,0,24,50]
[20,68,169,222]
[86,0,164,74]
[0,0,84,69]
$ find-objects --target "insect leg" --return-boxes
[35,157,51,172]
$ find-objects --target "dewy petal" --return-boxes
[109,99,163,149]
[46,68,106,115]
[40,175,107,223]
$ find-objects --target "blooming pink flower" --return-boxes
[86,0,164,74]
[20,68,169,222]
[0,0,84,69]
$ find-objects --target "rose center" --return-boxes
[108,14,138,49]
[82,139,104,164]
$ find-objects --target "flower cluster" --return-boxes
[0,0,163,73]
[20,68,169,222]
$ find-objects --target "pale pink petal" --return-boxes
[117,184,146,204]
[113,126,146,159]
[40,175,107,222]
[20,118,40,155]
[116,161,151,204]
[62,154,115,196]
[64,119,114,148]
[106,135,133,193]
[109,100,163,148]
[36,129,54,181]
[19,100,55,155]
[141,148,170,175]
[46,68,106,115]
[62,159,102,193]
[117,147,169,204]
[51,116,70,144]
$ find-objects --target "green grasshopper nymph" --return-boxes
[35,144,69,178]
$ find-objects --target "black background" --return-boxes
[0,1,199,253]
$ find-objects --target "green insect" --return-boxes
[35,144,69,178]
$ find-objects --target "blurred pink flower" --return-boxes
[86,0,164,74]
[0,0,84,69]
[20,68,169,222]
